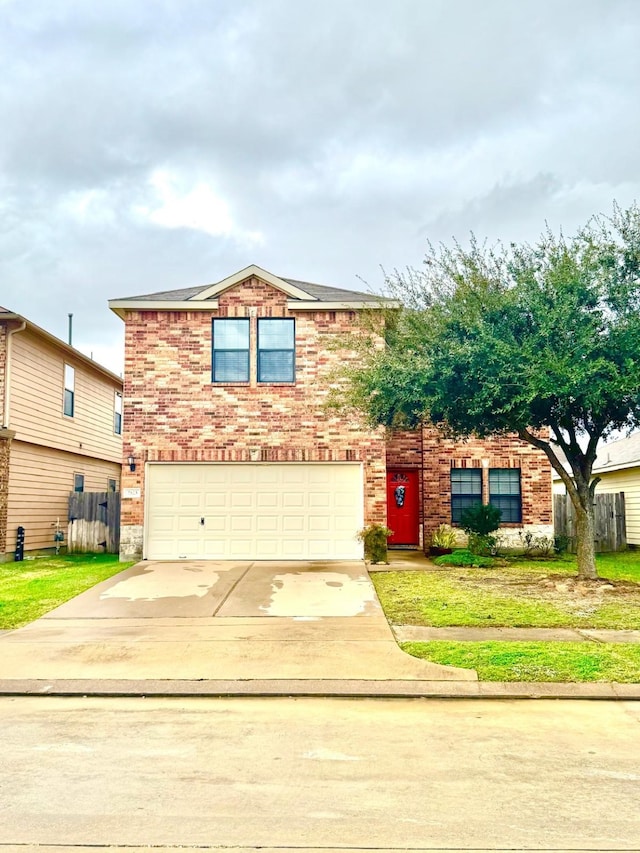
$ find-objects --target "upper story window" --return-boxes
[63,364,75,417]
[74,473,84,493]
[489,468,522,523]
[114,391,123,435]
[258,318,295,383]
[212,318,250,382]
[450,468,482,525]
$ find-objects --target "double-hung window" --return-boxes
[450,468,482,524]
[258,319,295,383]
[212,319,250,382]
[489,468,522,523]
[63,365,75,417]
[114,392,122,435]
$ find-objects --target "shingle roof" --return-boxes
[113,277,387,303]
[593,431,640,472]
[552,431,640,477]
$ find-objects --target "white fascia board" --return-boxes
[593,460,640,475]
[192,265,316,301]
[109,299,219,319]
[286,300,401,310]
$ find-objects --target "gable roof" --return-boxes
[109,264,395,318]
[0,307,122,385]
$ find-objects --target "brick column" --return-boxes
[0,429,15,560]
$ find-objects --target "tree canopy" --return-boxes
[345,203,640,579]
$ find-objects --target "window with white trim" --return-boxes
[64,364,75,417]
[114,391,122,435]
[74,473,84,493]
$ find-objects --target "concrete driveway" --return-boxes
[0,559,475,683]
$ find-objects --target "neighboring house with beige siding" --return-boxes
[0,307,123,559]
[553,432,640,547]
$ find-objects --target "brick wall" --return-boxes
[120,277,387,554]
[386,424,553,543]
[0,429,13,558]
[421,425,553,535]
[0,322,7,427]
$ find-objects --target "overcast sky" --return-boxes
[1,0,639,374]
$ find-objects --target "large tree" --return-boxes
[346,204,640,579]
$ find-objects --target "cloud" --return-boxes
[0,0,639,373]
[134,169,264,246]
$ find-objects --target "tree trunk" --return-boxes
[573,491,598,580]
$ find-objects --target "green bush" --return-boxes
[460,503,502,535]
[460,503,502,556]
[432,549,494,568]
[357,523,393,563]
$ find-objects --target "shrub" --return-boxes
[460,503,502,556]
[460,503,502,536]
[430,523,458,549]
[356,523,393,563]
[432,549,494,568]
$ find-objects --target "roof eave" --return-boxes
[286,299,401,310]
[1,312,122,385]
[109,299,220,319]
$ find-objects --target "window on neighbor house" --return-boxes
[212,318,250,382]
[114,391,122,435]
[63,364,75,417]
[450,468,482,524]
[258,318,295,382]
[107,478,117,492]
[74,473,84,493]
[489,468,522,523]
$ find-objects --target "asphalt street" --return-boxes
[1,696,639,852]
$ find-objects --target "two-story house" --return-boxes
[109,265,553,563]
[0,308,123,560]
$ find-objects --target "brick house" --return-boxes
[109,265,553,562]
[0,308,123,560]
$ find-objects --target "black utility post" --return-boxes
[15,526,25,561]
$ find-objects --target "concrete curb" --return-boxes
[0,678,639,699]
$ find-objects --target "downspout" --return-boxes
[3,321,27,429]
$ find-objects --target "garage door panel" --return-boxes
[283,492,305,508]
[256,515,278,532]
[231,493,253,509]
[145,463,364,560]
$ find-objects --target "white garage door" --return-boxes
[145,463,364,560]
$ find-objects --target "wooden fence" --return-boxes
[554,492,626,553]
[67,491,121,554]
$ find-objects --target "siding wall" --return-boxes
[594,468,640,546]
[9,330,122,463]
[5,440,121,556]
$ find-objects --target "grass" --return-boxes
[401,640,640,683]
[0,553,133,629]
[373,551,640,629]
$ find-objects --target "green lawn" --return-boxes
[373,552,640,629]
[0,553,133,629]
[401,640,640,683]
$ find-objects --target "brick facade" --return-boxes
[387,424,553,547]
[0,430,14,557]
[120,277,387,557]
[0,323,6,428]
[119,274,553,558]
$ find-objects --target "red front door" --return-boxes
[386,469,420,546]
